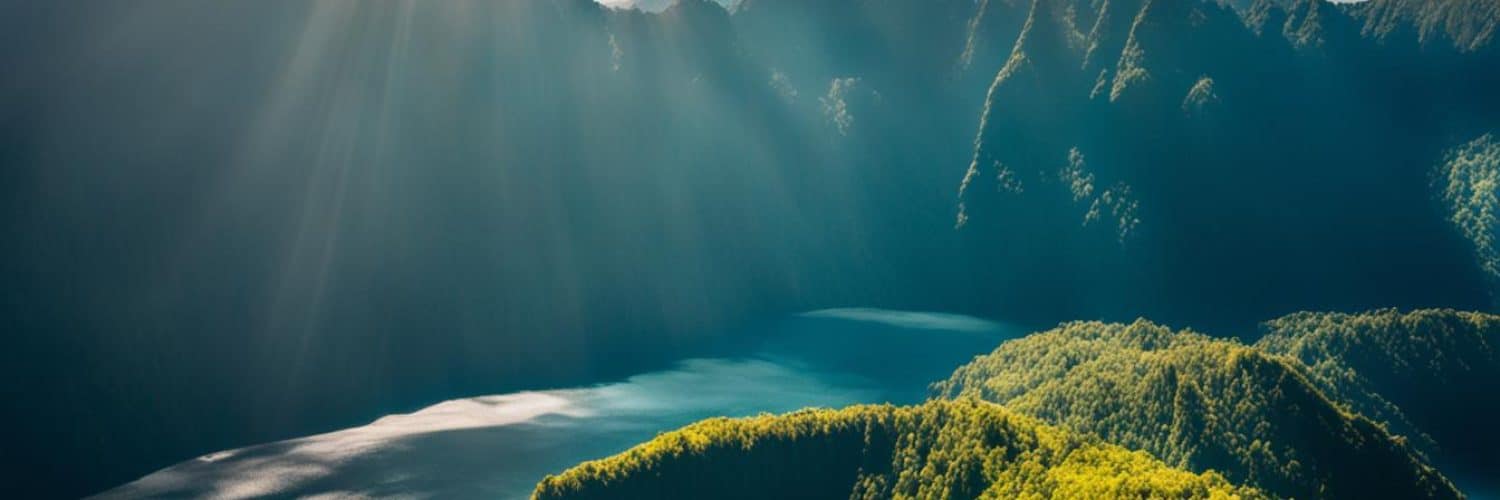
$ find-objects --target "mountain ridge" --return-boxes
[532,400,1265,499]
[933,319,1460,499]
[6,0,1500,496]
[532,309,1488,499]
[1257,308,1500,488]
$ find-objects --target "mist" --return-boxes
[2,0,1494,497]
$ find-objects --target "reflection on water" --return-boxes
[95,309,1019,499]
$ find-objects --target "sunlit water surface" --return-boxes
[95,309,1019,499]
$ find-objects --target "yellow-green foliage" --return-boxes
[1109,0,1153,102]
[1352,0,1499,52]
[1181,75,1218,114]
[536,313,1488,499]
[933,319,1461,499]
[1258,308,1500,473]
[1436,134,1500,284]
[533,400,1262,500]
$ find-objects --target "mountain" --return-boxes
[955,0,1500,320]
[534,312,1488,499]
[1436,134,1500,289]
[932,320,1460,499]
[532,399,1263,499]
[1257,309,1500,487]
[1346,0,1499,52]
[5,0,1500,496]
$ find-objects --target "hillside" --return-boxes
[532,313,1489,499]
[6,0,1500,496]
[959,0,1499,243]
[931,320,1461,499]
[1347,0,1499,52]
[1437,134,1500,287]
[1257,309,1500,484]
[532,399,1263,499]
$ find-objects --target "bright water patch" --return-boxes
[95,309,1020,499]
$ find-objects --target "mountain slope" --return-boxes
[952,0,1498,325]
[532,399,1263,499]
[1257,309,1500,485]
[932,320,1460,499]
[7,0,1500,496]
[1438,134,1500,288]
[1349,0,1499,52]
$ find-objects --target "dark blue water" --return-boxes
[94,309,1021,499]
[4,2,1496,498]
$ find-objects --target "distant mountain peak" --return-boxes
[1352,0,1499,52]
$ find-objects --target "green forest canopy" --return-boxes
[535,309,1495,499]
[1258,308,1500,478]
[933,318,1461,499]
[532,399,1262,500]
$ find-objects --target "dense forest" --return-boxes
[933,318,1460,499]
[4,0,1500,496]
[536,309,1494,499]
[1257,309,1500,489]
[533,400,1262,499]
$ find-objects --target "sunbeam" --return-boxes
[2,0,1497,498]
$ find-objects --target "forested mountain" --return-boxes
[4,0,1500,496]
[534,310,1496,499]
[533,400,1263,499]
[1258,309,1500,489]
[955,0,1500,315]
[932,320,1459,499]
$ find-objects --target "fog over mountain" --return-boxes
[1,0,1496,497]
